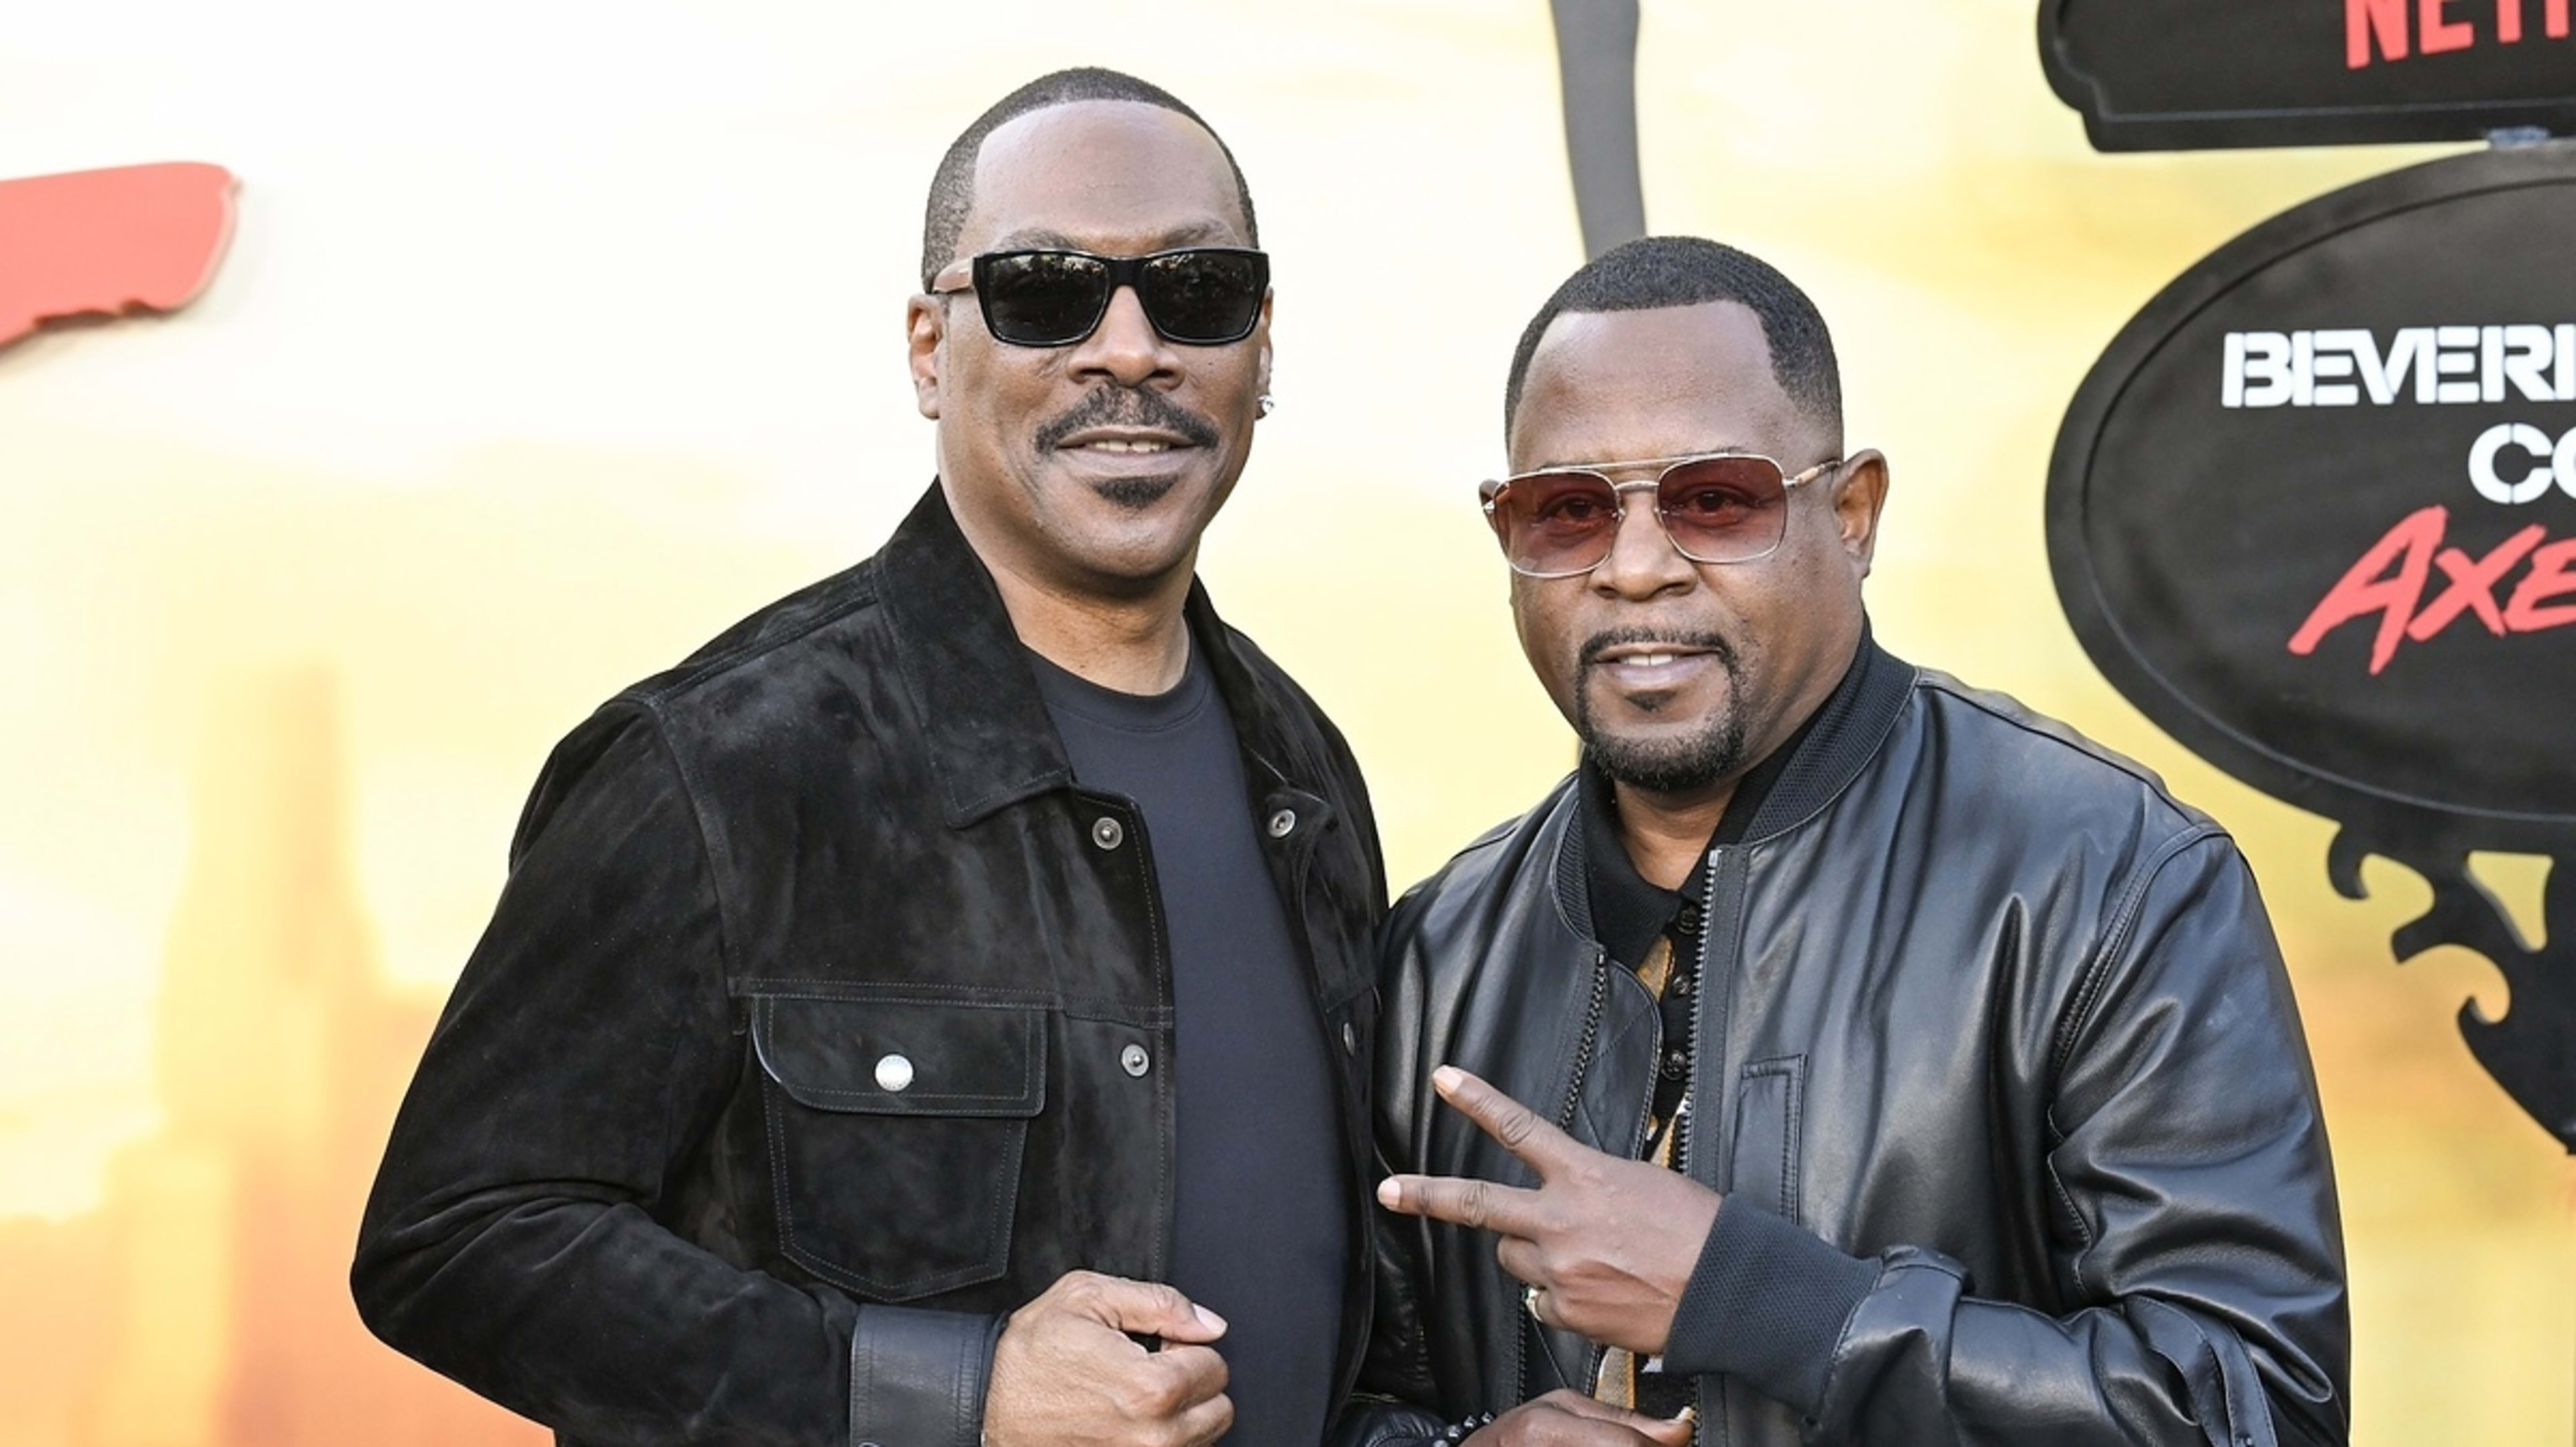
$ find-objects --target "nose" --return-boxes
[1589,484,1696,600]
[1067,283,1178,388]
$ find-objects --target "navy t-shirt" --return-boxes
[1029,646,1348,1446]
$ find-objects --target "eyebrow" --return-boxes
[984,218,1239,253]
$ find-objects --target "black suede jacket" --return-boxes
[1335,639,2349,1447]
[353,484,1387,1447]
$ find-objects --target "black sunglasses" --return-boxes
[929,246,1269,347]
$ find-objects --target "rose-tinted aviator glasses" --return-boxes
[1479,452,1844,578]
[929,247,1270,347]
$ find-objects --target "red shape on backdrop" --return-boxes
[0,162,239,352]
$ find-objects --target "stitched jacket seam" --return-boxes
[731,980,1057,1004]
[1810,1255,1915,1431]
[634,578,883,708]
[1914,673,2204,810]
[847,1313,867,1447]
[2041,1103,2098,1293]
[2048,822,2229,1083]
[632,696,736,1199]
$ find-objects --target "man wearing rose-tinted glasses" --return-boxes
[1331,237,2348,1447]
[357,68,1385,1447]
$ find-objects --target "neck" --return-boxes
[986,553,1195,694]
[1611,775,1736,892]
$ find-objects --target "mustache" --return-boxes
[1578,627,1740,669]
[1033,385,1222,452]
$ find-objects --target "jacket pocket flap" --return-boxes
[751,995,1046,1118]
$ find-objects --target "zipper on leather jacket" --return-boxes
[1523,849,1740,1429]
[1517,945,1611,1405]
[1672,845,1725,1181]
[1675,843,1735,1447]
[1587,949,1678,1407]
[1554,948,1613,1132]
[1529,934,1684,1405]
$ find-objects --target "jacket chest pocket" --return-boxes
[749,992,1046,1301]
[1727,1055,1806,1225]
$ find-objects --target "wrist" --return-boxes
[1648,1188,1725,1354]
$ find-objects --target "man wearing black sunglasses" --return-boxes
[1332,237,2348,1447]
[356,68,1383,1447]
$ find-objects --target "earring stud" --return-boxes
[1256,393,1276,418]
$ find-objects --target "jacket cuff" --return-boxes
[1660,1199,1878,1415]
[847,1304,1004,1447]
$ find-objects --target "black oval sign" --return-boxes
[2048,143,2576,854]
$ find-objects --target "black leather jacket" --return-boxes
[1336,639,2348,1447]
[354,484,1387,1447]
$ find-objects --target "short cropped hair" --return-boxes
[919,67,1259,290]
[1503,236,1842,443]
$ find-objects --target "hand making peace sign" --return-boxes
[1377,1065,1724,1358]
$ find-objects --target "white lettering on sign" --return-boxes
[2222,325,2576,407]
[2467,422,2576,503]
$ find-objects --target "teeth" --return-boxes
[1085,439,1171,453]
[1634,653,1674,667]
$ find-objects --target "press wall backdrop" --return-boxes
[1,2,2568,1443]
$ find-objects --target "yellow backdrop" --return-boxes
[2,3,2568,1443]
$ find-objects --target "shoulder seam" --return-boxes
[616,694,740,1190]
[1913,674,2196,818]
[2048,820,2232,1083]
[628,694,738,987]
[624,571,883,708]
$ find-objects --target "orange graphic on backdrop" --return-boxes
[0,162,238,350]
[0,670,545,1447]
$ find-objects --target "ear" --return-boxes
[1253,287,1275,401]
[907,294,947,421]
[1829,449,1890,580]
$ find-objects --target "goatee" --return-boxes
[1574,629,1748,795]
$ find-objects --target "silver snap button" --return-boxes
[1267,808,1297,839]
[1120,1042,1151,1077]
[1341,1021,1359,1055]
[1091,816,1124,850]
[873,1053,914,1092]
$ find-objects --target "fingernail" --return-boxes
[1194,1304,1226,1332]
[1376,1178,1401,1208]
[1433,1065,1464,1092]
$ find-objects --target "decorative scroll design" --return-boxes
[2328,828,2576,1153]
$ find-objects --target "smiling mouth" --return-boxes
[1578,632,1738,696]
[1035,384,1222,457]
[1587,642,1717,667]
[1051,428,1201,459]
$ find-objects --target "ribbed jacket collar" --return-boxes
[1553,627,1919,936]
